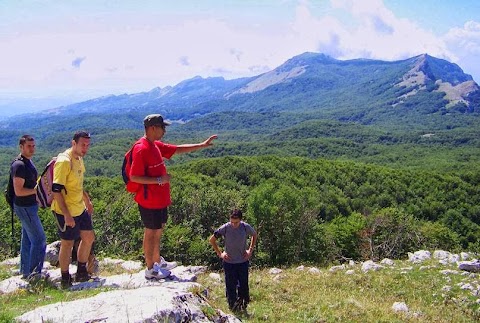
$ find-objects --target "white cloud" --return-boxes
[300,0,455,62]
[444,21,480,80]
[0,0,478,100]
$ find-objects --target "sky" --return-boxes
[0,0,479,115]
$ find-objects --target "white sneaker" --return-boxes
[145,266,170,280]
[158,257,178,270]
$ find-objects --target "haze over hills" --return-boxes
[4,52,479,120]
[0,52,479,154]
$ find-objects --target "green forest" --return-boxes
[1,145,479,268]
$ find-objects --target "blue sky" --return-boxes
[0,0,479,113]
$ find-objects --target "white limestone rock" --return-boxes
[380,258,394,266]
[0,256,20,266]
[0,275,29,294]
[269,268,282,275]
[120,260,143,271]
[44,241,61,266]
[461,252,471,261]
[361,260,384,272]
[329,264,345,272]
[408,250,431,263]
[433,250,450,260]
[392,301,409,313]
[458,260,480,273]
[17,285,240,323]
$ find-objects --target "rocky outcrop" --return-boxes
[17,280,237,323]
[2,248,479,322]
[395,54,480,109]
[0,256,239,323]
[226,66,306,96]
[458,260,480,273]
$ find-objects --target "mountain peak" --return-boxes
[413,53,473,85]
[396,53,478,108]
[227,52,337,96]
[281,52,337,69]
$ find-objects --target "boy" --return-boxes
[209,209,257,311]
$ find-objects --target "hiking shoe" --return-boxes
[232,298,248,313]
[75,270,91,283]
[145,266,171,280]
[61,274,73,289]
[158,257,178,270]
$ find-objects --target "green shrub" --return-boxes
[419,221,461,252]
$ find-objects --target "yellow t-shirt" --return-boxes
[51,148,86,217]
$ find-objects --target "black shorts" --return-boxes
[54,210,93,240]
[139,205,168,229]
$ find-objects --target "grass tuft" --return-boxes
[197,259,480,322]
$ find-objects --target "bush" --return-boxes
[419,221,461,252]
[324,212,367,261]
[360,208,422,260]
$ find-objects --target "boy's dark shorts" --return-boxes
[54,210,93,240]
[138,205,168,229]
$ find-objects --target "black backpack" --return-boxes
[122,142,148,198]
[4,156,23,210]
[4,156,23,249]
[122,143,140,193]
[4,174,14,210]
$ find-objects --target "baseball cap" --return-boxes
[143,114,171,127]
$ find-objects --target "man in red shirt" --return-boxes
[129,114,217,279]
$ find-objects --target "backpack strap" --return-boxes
[59,151,74,172]
[49,151,74,196]
[10,154,25,173]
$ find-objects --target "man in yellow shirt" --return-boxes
[52,131,94,288]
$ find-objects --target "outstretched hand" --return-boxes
[202,135,218,146]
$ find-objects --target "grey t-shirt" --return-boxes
[214,221,256,264]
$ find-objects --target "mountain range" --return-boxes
[1,52,479,148]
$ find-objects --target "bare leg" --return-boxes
[77,230,95,263]
[59,239,74,272]
[143,227,163,268]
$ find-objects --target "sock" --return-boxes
[77,262,87,273]
[61,271,70,280]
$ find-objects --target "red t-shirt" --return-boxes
[129,137,177,209]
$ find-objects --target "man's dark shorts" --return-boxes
[138,205,168,229]
[54,210,93,240]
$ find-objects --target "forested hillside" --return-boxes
[1,156,479,267]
